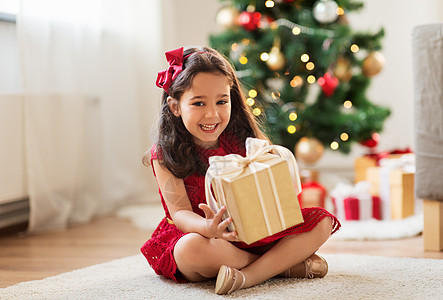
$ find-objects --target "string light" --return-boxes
[277,19,336,38]
[248,89,257,98]
[246,98,255,106]
[350,44,359,53]
[271,91,281,99]
[336,7,345,15]
[307,75,316,84]
[253,108,261,116]
[292,26,301,35]
[290,76,303,87]
[301,54,309,62]
[265,0,275,8]
[306,62,315,70]
[289,112,298,121]
[260,52,270,61]
[343,100,352,108]
[287,125,296,134]
[239,56,248,64]
[340,133,349,141]
[330,141,339,150]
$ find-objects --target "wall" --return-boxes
[160,0,222,51]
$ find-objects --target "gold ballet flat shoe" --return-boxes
[215,265,246,295]
[280,254,328,279]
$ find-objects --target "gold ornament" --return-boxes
[295,137,325,164]
[216,6,239,29]
[266,46,286,71]
[362,51,385,77]
[334,57,352,82]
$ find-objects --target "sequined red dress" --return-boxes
[140,131,340,283]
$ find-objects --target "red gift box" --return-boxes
[343,196,381,221]
[331,182,382,221]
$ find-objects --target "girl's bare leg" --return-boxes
[174,217,332,284]
[174,233,260,281]
[241,217,333,288]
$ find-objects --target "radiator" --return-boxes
[0,197,29,230]
[0,95,28,232]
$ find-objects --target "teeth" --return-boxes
[200,124,217,130]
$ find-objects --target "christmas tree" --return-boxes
[210,0,390,164]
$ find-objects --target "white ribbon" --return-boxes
[379,153,416,173]
[205,137,302,234]
[379,167,392,220]
[354,182,372,220]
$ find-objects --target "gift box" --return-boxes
[390,169,415,219]
[366,154,415,220]
[299,181,326,208]
[354,149,412,183]
[205,138,304,245]
[341,196,381,221]
[331,181,381,221]
[354,156,377,183]
[366,167,380,196]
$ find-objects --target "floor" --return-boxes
[0,216,441,288]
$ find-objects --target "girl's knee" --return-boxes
[318,217,333,238]
[174,233,211,267]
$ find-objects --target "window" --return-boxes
[0,0,19,14]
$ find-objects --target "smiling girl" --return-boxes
[141,46,340,295]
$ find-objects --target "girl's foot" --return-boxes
[215,265,246,295]
[279,254,328,278]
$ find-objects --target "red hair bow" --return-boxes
[156,47,185,94]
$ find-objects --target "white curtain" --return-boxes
[17,0,162,232]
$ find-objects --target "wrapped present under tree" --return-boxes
[354,148,413,183]
[331,181,381,221]
[366,154,416,220]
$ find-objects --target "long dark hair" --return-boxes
[144,46,268,178]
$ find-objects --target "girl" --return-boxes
[141,46,340,295]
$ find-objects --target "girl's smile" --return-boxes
[200,124,218,131]
[168,72,231,149]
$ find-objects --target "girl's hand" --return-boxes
[198,203,239,242]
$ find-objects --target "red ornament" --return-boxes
[238,11,261,31]
[318,72,339,97]
[360,132,380,148]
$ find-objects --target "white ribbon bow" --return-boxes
[204,137,302,233]
[379,153,415,173]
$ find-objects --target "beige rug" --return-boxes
[2,254,441,299]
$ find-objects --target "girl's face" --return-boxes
[169,72,231,149]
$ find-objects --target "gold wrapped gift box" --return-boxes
[211,155,304,245]
[366,166,415,219]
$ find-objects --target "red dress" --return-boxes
[140,131,340,283]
